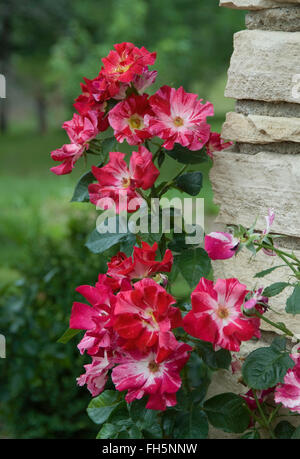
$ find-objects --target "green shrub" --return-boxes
[0,217,109,438]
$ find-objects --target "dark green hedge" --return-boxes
[0,217,109,438]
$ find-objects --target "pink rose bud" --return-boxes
[204,232,239,260]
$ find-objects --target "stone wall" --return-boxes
[207,0,300,438]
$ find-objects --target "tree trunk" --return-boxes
[0,95,8,133]
[0,7,12,134]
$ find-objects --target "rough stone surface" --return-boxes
[276,236,300,250]
[222,112,300,143]
[246,7,300,32]
[236,141,300,154]
[225,30,300,104]
[212,247,300,335]
[211,1,300,440]
[220,0,294,9]
[236,100,300,118]
[210,151,300,238]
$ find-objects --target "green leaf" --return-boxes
[270,336,287,353]
[254,265,285,278]
[174,247,211,289]
[192,339,231,371]
[205,393,250,434]
[86,228,124,254]
[119,233,137,256]
[204,393,250,434]
[138,408,162,438]
[128,399,162,438]
[142,422,162,439]
[275,421,296,439]
[56,327,81,344]
[86,214,136,255]
[96,423,119,439]
[107,402,130,425]
[157,150,165,168]
[286,284,300,315]
[89,136,118,161]
[166,144,208,164]
[242,346,295,390]
[291,426,300,439]
[168,233,190,252]
[162,409,177,437]
[129,399,148,422]
[173,408,209,439]
[71,168,97,203]
[175,172,203,196]
[117,430,131,439]
[73,138,117,203]
[101,136,118,158]
[87,390,123,425]
[71,139,117,201]
[215,348,232,370]
[128,425,143,439]
[186,353,212,402]
[263,282,290,298]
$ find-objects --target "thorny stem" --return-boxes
[254,311,295,339]
[254,241,300,277]
[137,189,151,208]
[253,390,276,439]
[243,403,267,432]
[152,144,163,164]
[158,164,188,198]
[268,404,281,425]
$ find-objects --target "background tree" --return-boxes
[0,0,70,133]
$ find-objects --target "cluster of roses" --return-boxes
[205,210,300,415]
[52,42,300,416]
[70,241,190,410]
[50,42,231,191]
[69,240,270,410]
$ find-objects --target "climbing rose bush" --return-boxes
[52,43,300,440]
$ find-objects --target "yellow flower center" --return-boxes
[129,114,142,130]
[173,116,184,127]
[122,177,131,188]
[217,306,229,319]
[115,63,131,74]
[148,361,160,373]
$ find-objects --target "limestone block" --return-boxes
[220,0,293,9]
[222,112,300,143]
[236,142,300,155]
[236,100,300,118]
[212,248,300,335]
[246,7,300,32]
[225,30,300,104]
[210,151,300,237]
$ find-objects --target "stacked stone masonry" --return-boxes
[208,0,300,438]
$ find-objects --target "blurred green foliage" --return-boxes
[1,0,244,128]
[49,0,244,110]
[0,217,107,438]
